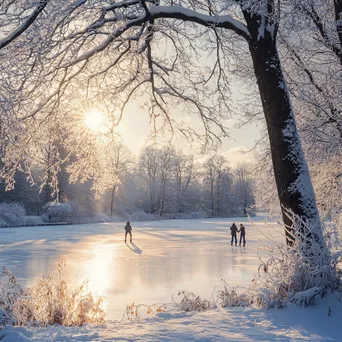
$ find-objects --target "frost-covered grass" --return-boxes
[1,292,342,341]
[0,257,105,328]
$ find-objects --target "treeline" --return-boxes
[0,144,255,224]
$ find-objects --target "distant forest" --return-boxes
[0,144,254,226]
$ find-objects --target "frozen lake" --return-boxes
[0,214,282,320]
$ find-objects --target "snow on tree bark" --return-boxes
[244,7,325,246]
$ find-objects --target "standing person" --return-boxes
[230,223,238,246]
[238,223,246,247]
[124,221,133,243]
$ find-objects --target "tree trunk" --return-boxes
[216,176,220,217]
[110,185,116,217]
[149,178,155,213]
[160,179,166,216]
[249,39,323,245]
[210,178,214,217]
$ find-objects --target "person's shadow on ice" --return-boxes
[125,242,142,255]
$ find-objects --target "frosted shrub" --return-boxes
[123,292,213,320]
[42,202,72,223]
[247,210,341,308]
[290,287,322,307]
[126,210,157,221]
[24,216,44,226]
[92,213,111,223]
[0,268,23,326]
[217,281,249,307]
[162,212,207,220]
[174,291,213,312]
[0,257,105,327]
[0,203,26,227]
[123,302,168,320]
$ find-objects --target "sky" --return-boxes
[116,98,263,167]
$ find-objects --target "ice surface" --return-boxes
[0,213,280,320]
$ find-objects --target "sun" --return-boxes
[84,109,107,133]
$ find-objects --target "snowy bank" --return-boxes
[1,292,342,341]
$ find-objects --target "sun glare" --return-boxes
[84,109,107,133]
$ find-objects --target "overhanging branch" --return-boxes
[0,0,48,50]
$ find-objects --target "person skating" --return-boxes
[238,223,246,247]
[230,223,238,246]
[124,221,133,243]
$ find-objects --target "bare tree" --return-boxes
[157,146,175,216]
[105,142,132,216]
[139,146,160,214]
[203,155,229,217]
[173,151,197,213]
[234,162,253,215]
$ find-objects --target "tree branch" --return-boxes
[149,6,250,42]
[0,0,48,50]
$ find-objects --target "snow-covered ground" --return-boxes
[1,213,341,341]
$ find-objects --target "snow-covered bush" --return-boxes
[247,210,341,309]
[42,202,72,223]
[174,291,213,312]
[216,281,249,307]
[90,213,111,223]
[162,212,208,220]
[290,287,322,307]
[0,203,26,227]
[0,268,23,326]
[123,291,214,320]
[24,216,44,226]
[122,302,168,320]
[125,210,158,222]
[0,257,105,327]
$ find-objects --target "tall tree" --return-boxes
[173,151,197,213]
[139,146,160,214]
[105,142,132,216]
[203,155,229,217]
[157,146,175,216]
[234,162,254,215]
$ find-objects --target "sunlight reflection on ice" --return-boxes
[86,244,117,296]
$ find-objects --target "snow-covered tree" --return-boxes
[173,150,197,213]
[203,155,230,217]
[104,141,132,216]
[139,146,160,214]
[234,162,254,215]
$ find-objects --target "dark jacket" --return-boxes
[239,225,246,236]
[124,223,132,232]
[230,223,238,236]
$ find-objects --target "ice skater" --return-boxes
[124,221,133,243]
[230,222,238,246]
[238,223,246,247]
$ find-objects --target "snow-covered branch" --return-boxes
[0,0,48,50]
[148,6,251,41]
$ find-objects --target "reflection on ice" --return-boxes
[87,244,117,295]
[0,215,281,320]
